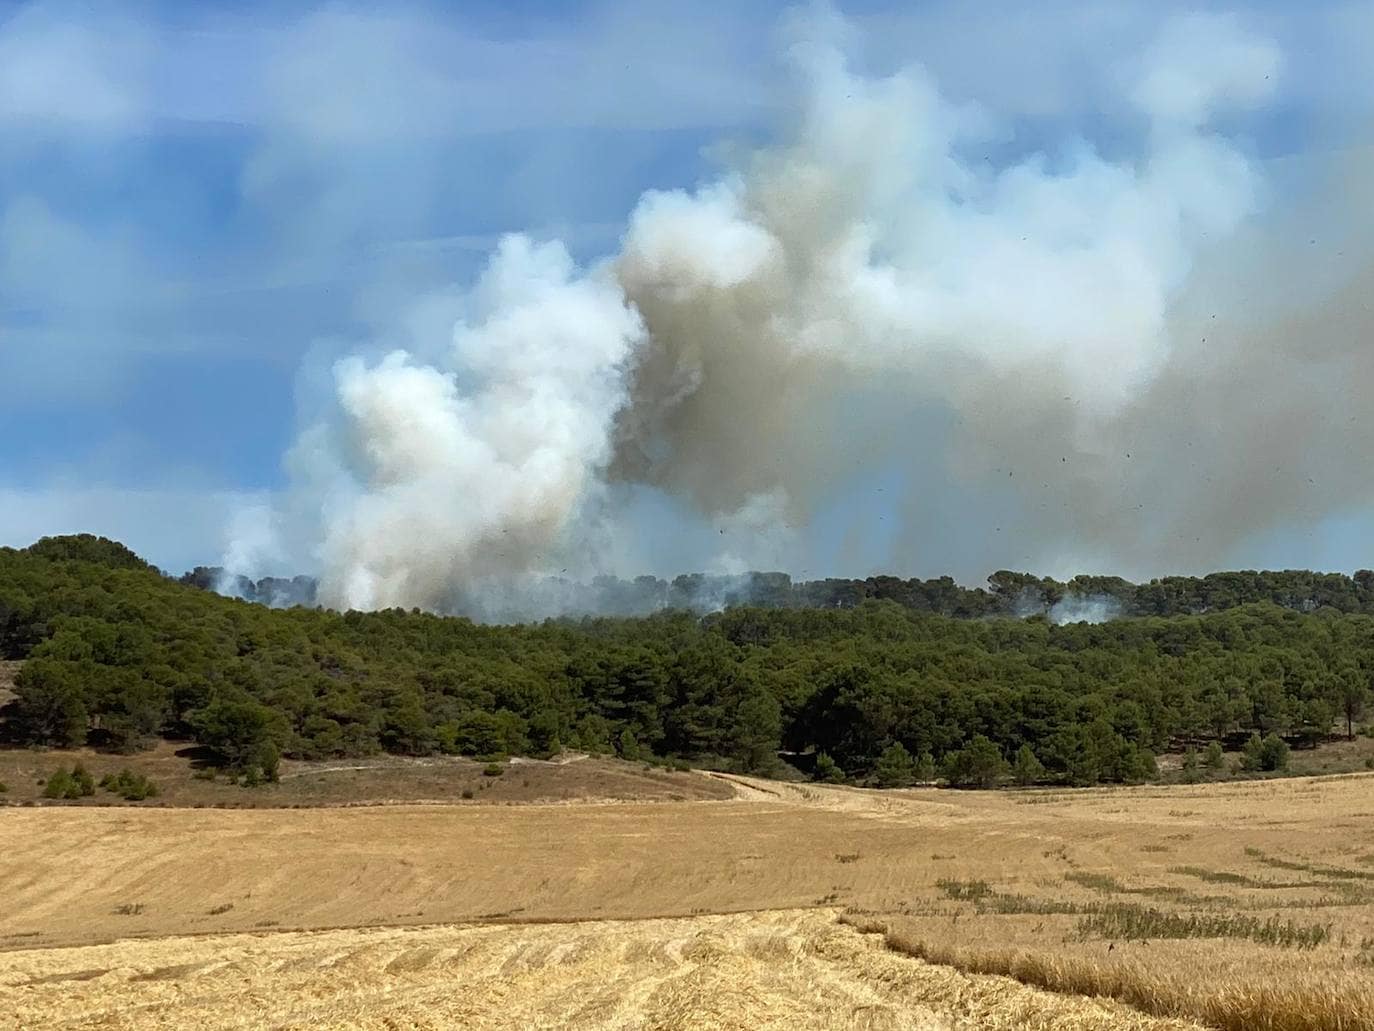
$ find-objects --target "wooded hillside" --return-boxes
[3,535,1371,787]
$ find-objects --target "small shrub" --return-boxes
[1180,748,1199,783]
[101,769,159,801]
[1241,732,1290,772]
[1012,744,1046,786]
[208,903,234,915]
[482,762,504,778]
[113,902,145,916]
[813,752,846,784]
[43,768,82,799]
[1203,740,1225,769]
[1260,733,1290,772]
[0,781,7,793]
[617,728,641,761]
[192,768,217,781]
[460,788,474,799]
[937,878,993,901]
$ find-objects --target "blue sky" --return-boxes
[2,0,1372,579]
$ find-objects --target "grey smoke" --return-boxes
[218,9,1374,616]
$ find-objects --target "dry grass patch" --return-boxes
[6,766,1374,1026]
[846,916,1374,1031]
[0,910,1204,1030]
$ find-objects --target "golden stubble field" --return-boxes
[4,771,1374,1029]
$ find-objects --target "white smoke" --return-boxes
[216,503,284,598]
[296,235,643,611]
[221,9,1374,616]
[1047,594,1124,626]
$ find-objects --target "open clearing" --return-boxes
[5,772,1374,1028]
[0,742,734,808]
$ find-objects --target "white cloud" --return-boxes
[0,4,149,127]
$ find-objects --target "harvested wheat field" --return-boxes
[0,909,1200,1030]
[5,772,1374,1029]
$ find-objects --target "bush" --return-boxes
[1181,747,1199,783]
[813,752,846,784]
[1012,744,1046,786]
[1119,744,1157,784]
[1260,733,1290,772]
[616,728,641,762]
[1242,732,1290,773]
[483,762,504,777]
[43,765,94,799]
[1203,740,1225,769]
[99,768,159,801]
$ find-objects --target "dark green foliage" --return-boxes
[1,536,1370,790]
[1012,744,1046,786]
[25,534,153,572]
[942,735,1007,788]
[99,769,159,800]
[1259,732,1290,771]
[11,659,89,746]
[814,752,846,784]
[616,728,641,761]
[874,742,916,787]
[42,764,94,799]
[191,698,281,780]
[1241,732,1290,772]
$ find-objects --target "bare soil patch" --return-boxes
[0,742,732,809]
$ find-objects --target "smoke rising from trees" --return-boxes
[223,9,1374,616]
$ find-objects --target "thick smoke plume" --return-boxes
[225,10,1374,616]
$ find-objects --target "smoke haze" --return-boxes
[219,7,1374,617]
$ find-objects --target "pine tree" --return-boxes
[1012,744,1045,786]
[874,743,916,788]
[814,752,846,784]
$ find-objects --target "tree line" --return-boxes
[179,564,1374,621]
[2,535,1371,787]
